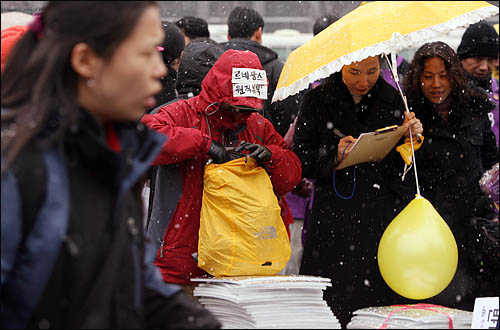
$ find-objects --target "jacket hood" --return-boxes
[198,49,266,111]
[1,25,29,71]
[221,38,278,66]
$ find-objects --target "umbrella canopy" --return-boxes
[272,1,499,103]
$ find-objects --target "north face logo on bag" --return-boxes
[254,226,277,240]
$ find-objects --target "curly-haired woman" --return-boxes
[403,41,499,310]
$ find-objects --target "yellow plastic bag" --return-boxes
[198,157,291,276]
[396,136,424,165]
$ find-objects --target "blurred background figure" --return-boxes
[1,11,33,30]
[149,21,185,111]
[493,23,499,80]
[457,21,499,145]
[1,11,32,71]
[174,42,224,101]
[312,14,338,36]
[470,162,499,297]
[309,14,340,89]
[175,15,217,45]
[380,53,410,90]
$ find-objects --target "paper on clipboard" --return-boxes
[336,125,406,170]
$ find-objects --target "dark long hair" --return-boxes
[403,41,483,108]
[1,1,156,176]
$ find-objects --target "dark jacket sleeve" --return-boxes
[1,168,23,286]
[255,116,302,196]
[292,89,339,180]
[481,114,499,171]
[264,58,302,137]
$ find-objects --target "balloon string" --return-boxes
[333,142,356,200]
[378,304,454,329]
[383,53,420,196]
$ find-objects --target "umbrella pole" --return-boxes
[383,53,421,197]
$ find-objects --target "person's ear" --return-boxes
[251,27,263,44]
[71,42,102,79]
[171,50,184,71]
[227,32,231,41]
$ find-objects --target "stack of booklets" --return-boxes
[346,304,473,329]
[191,275,341,329]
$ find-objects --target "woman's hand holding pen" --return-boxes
[336,136,357,162]
[403,112,423,138]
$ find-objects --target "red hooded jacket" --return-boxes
[1,25,29,72]
[141,49,302,284]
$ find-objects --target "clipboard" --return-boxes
[336,125,406,170]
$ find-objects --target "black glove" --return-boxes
[207,140,230,164]
[235,141,272,163]
[161,291,221,329]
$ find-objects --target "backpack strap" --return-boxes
[2,147,69,329]
[145,166,158,231]
[10,147,47,243]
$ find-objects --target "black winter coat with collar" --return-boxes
[293,72,416,328]
[1,108,219,329]
[21,110,178,329]
[408,91,498,310]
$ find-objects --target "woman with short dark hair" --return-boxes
[294,55,423,328]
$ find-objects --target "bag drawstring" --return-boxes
[204,102,218,139]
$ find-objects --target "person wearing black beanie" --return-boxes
[457,21,498,88]
[457,21,499,146]
[458,21,498,64]
[148,21,185,112]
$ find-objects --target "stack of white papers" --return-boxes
[191,275,341,329]
[347,304,473,329]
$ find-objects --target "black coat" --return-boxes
[410,92,499,310]
[221,38,301,136]
[150,67,178,113]
[293,72,415,328]
[1,109,218,329]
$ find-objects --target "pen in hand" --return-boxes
[333,128,346,138]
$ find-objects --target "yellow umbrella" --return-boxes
[272,1,499,103]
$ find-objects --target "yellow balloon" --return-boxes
[377,195,458,300]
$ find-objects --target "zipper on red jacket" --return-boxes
[160,240,165,258]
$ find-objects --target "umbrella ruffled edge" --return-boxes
[272,4,499,103]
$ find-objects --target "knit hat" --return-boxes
[457,21,499,60]
[159,22,185,66]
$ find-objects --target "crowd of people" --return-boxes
[1,1,498,329]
